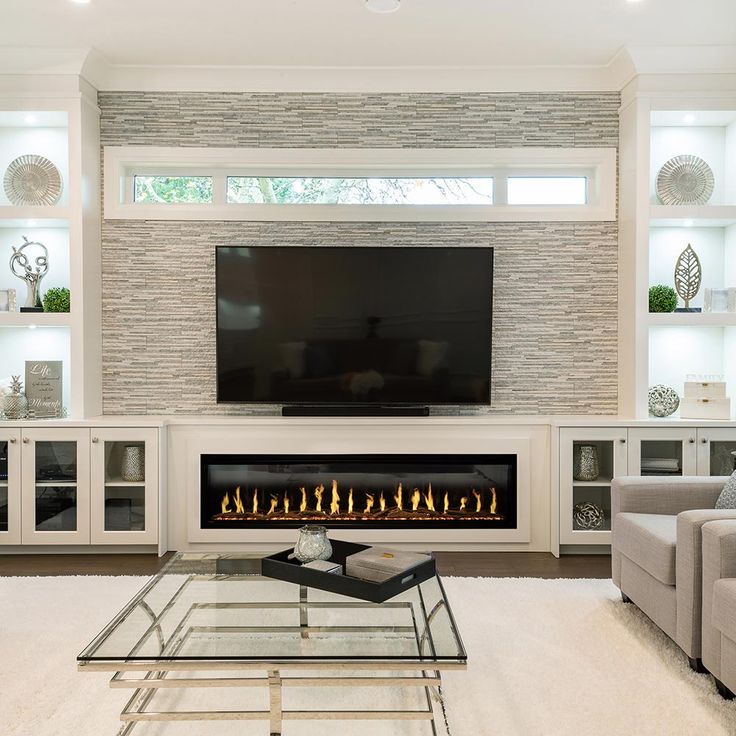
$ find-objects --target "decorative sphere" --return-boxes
[648,384,680,418]
[573,502,605,531]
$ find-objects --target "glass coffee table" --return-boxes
[78,553,467,735]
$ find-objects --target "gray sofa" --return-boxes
[611,476,736,671]
[702,519,736,699]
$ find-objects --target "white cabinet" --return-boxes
[627,427,698,477]
[559,428,627,545]
[0,428,21,544]
[695,428,736,475]
[0,424,160,548]
[21,428,91,545]
[90,428,158,545]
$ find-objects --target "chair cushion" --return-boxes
[713,579,736,641]
[615,513,677,586]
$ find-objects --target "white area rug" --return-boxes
[1,575,735,736]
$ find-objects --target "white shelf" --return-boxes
[648,313,736,326]
[105,479,146,487]
[0,313,71,327]
[572,479,613,487]
[0,205,71,223]
[35,481,76,487]
[650,205,736,228]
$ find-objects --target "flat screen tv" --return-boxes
[216,246,493,406]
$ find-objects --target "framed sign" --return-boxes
[25,361,63,418]
[0,288,16,312]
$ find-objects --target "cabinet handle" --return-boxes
[92,437,99,444]
[22,437,29,444]
[9,438,17,444]
[688,437,695,444]
[701,437,708,444]
[619,438,626,444]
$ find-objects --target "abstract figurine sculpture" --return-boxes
[9,236,49,309]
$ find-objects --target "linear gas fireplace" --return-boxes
[200,454,517,530]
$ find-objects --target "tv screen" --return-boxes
[216,246,493,405]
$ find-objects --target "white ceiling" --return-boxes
[1,0,733,69]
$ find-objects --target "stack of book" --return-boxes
[641,457,681,475]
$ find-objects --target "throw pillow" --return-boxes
[716,471,736,509]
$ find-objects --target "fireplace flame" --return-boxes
[315,484,324,513]
[330,479,340,515]
[411,488,421,511]
[364,493,374,514]
[424,483,435,512]
[472,489,481,513]
[380,492,386,512]
[221,492,231,514]
[490,487,497,515]
[268,494,278,515]
[233,486,245,514]
[459,496,468,512]
[252,488,258,515]
[443,492,449,514]
[283,493,290,514]
[348,488,354,514]
[394,483,403,511]
[299,486,307,513]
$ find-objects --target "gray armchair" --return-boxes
[702,520,736,699]
[611,476,736,671]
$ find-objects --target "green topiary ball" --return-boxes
[42,287,70,313]
[649,285,677,313]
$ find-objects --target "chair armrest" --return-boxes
[676,509,736,657]
[611,476,726,520]
[702,520,736,675]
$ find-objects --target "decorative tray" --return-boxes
[261,539,436,603]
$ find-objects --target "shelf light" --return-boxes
[683,113,696,125]
[27,325,37,330]
[24,114,37,125]
[26,219,36,228]
[683,219,694,227]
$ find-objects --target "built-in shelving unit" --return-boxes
[0,87,101,419]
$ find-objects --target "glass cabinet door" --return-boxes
[627,428,698,476]
[697,429,736,476]
[21,429,90,544]
[0,430,21,544]
[90,428,158,545]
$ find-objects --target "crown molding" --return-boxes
[0,45,734,95]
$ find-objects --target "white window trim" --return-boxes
[104,146,617,222]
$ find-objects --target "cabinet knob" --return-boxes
[619,438,626,444]
[688,437,695,444]
[701,437,708,444]
[9,438,17,444]
[22,437,29,444]
[92,437,99,444]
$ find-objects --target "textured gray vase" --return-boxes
[289,525,332,563]
[2,391,28,420]
[121,445,145,482]
[573,444,600,482]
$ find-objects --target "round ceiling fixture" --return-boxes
[365,0,401,13]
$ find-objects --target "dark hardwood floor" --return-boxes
[0,551,611,578]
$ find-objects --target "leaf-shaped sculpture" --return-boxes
[674,243,702,308]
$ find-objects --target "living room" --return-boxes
[1,0,735,734]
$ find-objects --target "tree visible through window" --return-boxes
[226,177,494,205]
[134,176,213,203]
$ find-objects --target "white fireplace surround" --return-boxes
[168,418,544,552]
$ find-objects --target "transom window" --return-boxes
[106,146,616,222]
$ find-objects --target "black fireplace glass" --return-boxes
[201,454,517,530]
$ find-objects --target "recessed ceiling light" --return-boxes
[683,113,696,124]
[24,114,36,125]
[365,0,401,13]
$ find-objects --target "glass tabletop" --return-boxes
[78,553,466,664]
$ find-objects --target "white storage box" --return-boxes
[345,546,430,583]
[680,396,731,420]
[684,381,727,399]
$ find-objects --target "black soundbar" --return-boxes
[281,405,430,417]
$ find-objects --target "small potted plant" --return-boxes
[648,285,677,313]
[42,287,70,313]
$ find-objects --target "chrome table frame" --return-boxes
[78,574,466,735]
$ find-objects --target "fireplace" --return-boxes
[200,454,517,529]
